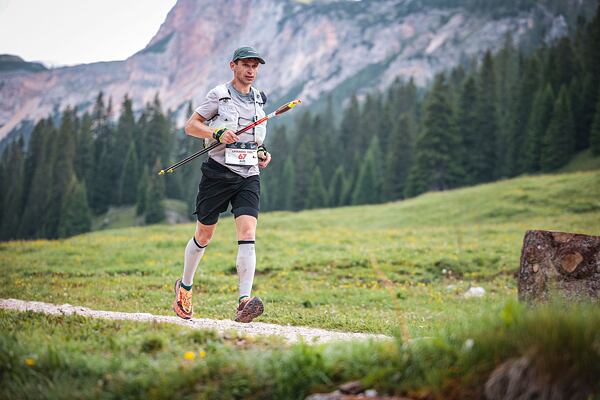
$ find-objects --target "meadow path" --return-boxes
[0,298,391,344]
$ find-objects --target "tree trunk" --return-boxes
[518,230,600,302]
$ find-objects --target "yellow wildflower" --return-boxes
[25,358,35,366]
[199,351,206,359]
[183,351,196,360]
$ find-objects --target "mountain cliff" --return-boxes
[0,0,594,143]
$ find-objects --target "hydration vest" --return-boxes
[205,83,267,148]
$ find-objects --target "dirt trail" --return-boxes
[0,298,391,344]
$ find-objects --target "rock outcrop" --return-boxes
[518,230,600,302]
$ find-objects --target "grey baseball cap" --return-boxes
[232,46,265,64]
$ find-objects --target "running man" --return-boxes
[173,46,272,323]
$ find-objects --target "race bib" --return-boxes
[225,142,258,166]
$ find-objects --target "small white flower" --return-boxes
[463,338,474,351]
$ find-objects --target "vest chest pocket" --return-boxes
[219,103,238,122]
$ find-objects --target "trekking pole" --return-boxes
[158,99,302,175]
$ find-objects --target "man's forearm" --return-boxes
[185,118,214,139]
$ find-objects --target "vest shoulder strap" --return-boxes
[251,87,267,106]
[214,84,231,101]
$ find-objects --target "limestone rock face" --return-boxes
[0,0,591,142]
[518,230,600,302]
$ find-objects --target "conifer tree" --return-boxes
[18,119,56,238]
[339,159,358,206]
[389,78,419,118]
[145,159,166,224]
[91,144,113,215]
[404,139,428,198]
[405,75,464,197]
[171,114,192,203]
[281,156,295,211]
[118,143,140,205]
[134,109,148,165]
[164,166,183,200]
[475,51,499,181]
[576,5,600,146]
[179,101,203,214]
[164,112,183,200]
[356,94,381,152]
[352,135,383,205]
[136,165,149,216]
[449,65,467,96]
[47,107,77,238]
[541,86,575,171]
[328,166,346,207]
[293,133,315,210]
[0,153,5,230]
[339,94,361,168]
[589,88,600,156]
[145,95,171,168]
[456,76,479,185]
[260,175,269,211]
[89,93,114,214]
[509,56,539,176]
[494,35,519,176]
[20,120,47,216]
[379,102,397,158]
[544,37,577,93]
[567,77,587,151]
[306,166,328,209]
[0,138,25,240]
[264,125,288,210]
[75,112,94,200]
[384,114,413,200]
[112,95,136,204]
[523,85,554,172]
[318,96,338,183]
[57,177,91,238]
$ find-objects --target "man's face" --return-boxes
[230,58,260,86]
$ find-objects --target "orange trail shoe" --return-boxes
[234,296,264,323]
[173,279,193,319]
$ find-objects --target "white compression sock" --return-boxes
[236,240,256,299]
[182,237,206,287]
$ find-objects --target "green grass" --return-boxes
[2,171,598,337]
[559,148,600,173]
[2,302,599,399]
[1,170,599,398]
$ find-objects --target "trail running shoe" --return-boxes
[173,279,193,319]
[235,296,264,323]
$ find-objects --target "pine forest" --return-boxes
[1,5,599,240]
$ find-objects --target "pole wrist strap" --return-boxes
[213,128,227,143]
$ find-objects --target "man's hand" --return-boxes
[213,128,238,144]
[258,151,271,168]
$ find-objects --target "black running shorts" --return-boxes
[194,158,260,225]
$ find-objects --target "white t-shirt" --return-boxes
[195,82,264,177]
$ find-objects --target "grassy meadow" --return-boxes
[2,171,599,336]
[1,169,600,398]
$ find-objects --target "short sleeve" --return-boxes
[194,88,219,120]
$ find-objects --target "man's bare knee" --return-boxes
[195,223,216,246]
[237,227,256,241]
[235,215,257,241]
